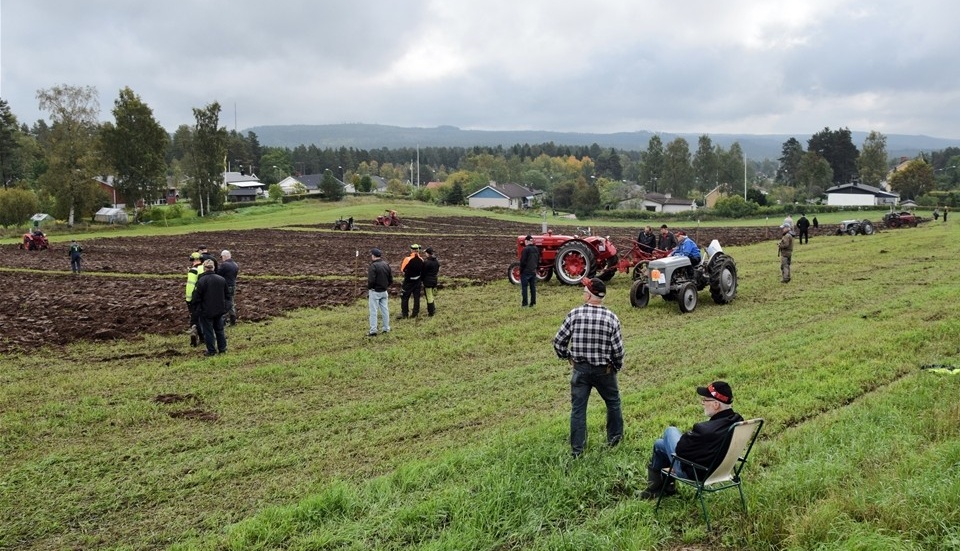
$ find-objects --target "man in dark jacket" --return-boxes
[191,260,228,356]
[399,244,424,319]
[519,235,540,307]
[217,250,239,325]
[796,214,811,244]
[421,247,440,317]
[639,381,744,498]
[657,225,677,251]
[198,245,218,271]
[637,226,657,254]
[367,248,393,336]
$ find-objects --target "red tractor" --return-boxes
[19,230,49,251]
[374,210,402,227]
[507,228,619,286]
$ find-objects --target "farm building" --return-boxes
[639,192,698,213]
[826,182,899,207]
[467,183,539,210]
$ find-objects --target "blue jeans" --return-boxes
[570,364,623,454]
[652,426,687,478]
[198,315,227,355]
[368,289,390,333]
[520,273,537,306]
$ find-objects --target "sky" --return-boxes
[3,0,959,139]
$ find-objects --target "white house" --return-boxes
[826,182,899,207]
[467,182,539,209]
[639,192,697,213]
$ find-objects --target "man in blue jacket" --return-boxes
[669,230,701,265]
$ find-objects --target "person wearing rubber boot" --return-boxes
[399,244,424,319]
[422,247,440,316]
[639,381,743,499]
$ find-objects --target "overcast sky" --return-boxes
[3,0,959,140]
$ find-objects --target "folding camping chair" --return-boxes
[655,418,764,531]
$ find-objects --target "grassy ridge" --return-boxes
[1,210,958,550]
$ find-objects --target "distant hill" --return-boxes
[247,123,960,161]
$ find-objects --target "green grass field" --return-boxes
[2,202,958,550]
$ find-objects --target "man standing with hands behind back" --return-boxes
[553,277,625,458]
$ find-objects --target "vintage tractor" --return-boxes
[629,240,738,314]
[374,210,402,227]
[882,211,920,228]
[507,228,620,286]
[19,230,49,251]
[333,216,355,231]
[835,219,875,235]
[615,239,671,281]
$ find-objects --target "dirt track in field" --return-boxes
[0,216,813,354]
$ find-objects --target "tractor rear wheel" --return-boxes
[709,254,738,304]
[507,263,521,285]
[860,220,875,235]
[554,241,595,285]
[629,279,650,308]
[678,282,698,313]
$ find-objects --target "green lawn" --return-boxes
[1,202,958,550]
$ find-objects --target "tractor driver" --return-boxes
[670,231,701,266]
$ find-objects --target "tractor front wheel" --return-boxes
[678,282,698,313]
[629,279,650,308]
[507,263,521,285]
[536,266,553,282]
[554,241,595,285]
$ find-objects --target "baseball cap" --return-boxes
[525,234,533,240]
[371,248,382,257]
[425,247,434,254]
[410,244,421,250]
[190,252,201,260]
[697,381,734,404]
[581,277,606,298]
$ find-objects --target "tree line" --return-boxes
[2,85,959,228]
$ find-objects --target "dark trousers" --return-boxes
[520,273,537,306]
[198,315,227,354]
[70,255,81,273]
[225,284,237,322]
[570,363,624,455]
[401,279,422,317]
[798,228,809,244]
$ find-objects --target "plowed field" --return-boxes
[0,217,787,353]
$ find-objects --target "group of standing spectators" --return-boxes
[366,244,440,337]
[184,246,239,357]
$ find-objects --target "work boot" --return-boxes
[639,464,673,499]
[427,303,435,317]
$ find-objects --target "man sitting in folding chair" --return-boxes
[639,380,743,499]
